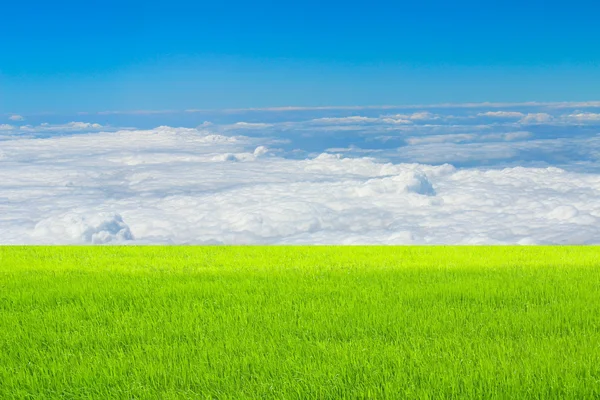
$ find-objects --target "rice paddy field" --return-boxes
[1,246,600,399]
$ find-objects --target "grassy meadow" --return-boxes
[1,246,599,399]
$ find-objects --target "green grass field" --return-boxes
[1,246,599,399]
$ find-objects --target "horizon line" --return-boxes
[5,100,600,118]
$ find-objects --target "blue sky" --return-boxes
[1,0,599,114]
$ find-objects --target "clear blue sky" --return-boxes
[1,0,599,114]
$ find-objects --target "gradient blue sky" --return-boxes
[1,0,599,114]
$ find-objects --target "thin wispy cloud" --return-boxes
[477,111,525,118]
[97,101,600,116]
[519,113,554,124]
[11,101,600,118]
[565,112,600,122]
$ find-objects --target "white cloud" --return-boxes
[18,122,106,133]
[502,131,532,141]
[32,212,133,244]
[9,115,24,121]
[408,111,440,120]
[325,146,383,154]
[0,124,15,131]
[519,113,554,124]
[396,133,600,168]
[478,111,525,118]
[308,116,413,127]
[564,112,600,122]
[405,131,532,146]
[546,101,600,109]
[253,146,270,157]
[388,112,440,121]
[1,125,599,245]
[380,118,413,124]
[311,116,380,124]
[63,122,103,129]
[406,134,477,145]
[227,122,273,129]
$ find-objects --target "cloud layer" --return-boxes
[1,105,600,244]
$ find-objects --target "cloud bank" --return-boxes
[1,111,599,244]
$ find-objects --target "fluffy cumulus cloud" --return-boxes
[9,115,25,121]
[1,115,600,244]
[32,213,133,244]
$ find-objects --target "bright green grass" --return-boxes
[1,246,600,399]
